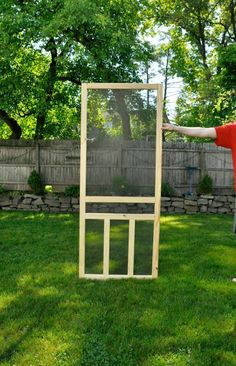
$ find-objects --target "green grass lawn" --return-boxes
[1,211,236,366]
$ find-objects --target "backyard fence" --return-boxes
[0,139,234,195]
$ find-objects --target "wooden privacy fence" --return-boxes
[0,139,234,194]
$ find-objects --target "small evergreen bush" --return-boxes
[27,170,44,195]
[161,182,175,197]
[64,185,80,197]
[197,174,213,195]
[0,185,7,194]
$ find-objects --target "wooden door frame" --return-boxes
[79,83,163,279]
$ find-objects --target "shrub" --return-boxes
[9,190,23,197]
[45,185,53,193]
[197,174,213,195]
[112,176,130,195]
[0,185,7,194]
[64,185,80,197]
[161,182,175,197]
[27,170,44,195]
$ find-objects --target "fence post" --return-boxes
[199,145,206,179]
[35,141,40,174]
[118,142,123,177]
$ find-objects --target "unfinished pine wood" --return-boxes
[85,213,155,221]
[79,84,88,278]
[85,83,160,90]
[152,84,163,279]
[83,274,153,280]
[103,219,110,277]
[79,82,163,280]
[128,219,135,277]
[79,218,86,278]
[86,196,155,203]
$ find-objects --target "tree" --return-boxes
[0,0,154,140]
[213,43,236,122]
[152,0,236,131]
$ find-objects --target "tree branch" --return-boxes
[229,0,236,41]
[0,109,22,139]
[57,75,81,85]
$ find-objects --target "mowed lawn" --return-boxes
[1,211,236,366]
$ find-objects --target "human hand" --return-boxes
[162,123,178,131]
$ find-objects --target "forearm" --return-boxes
[162,123,216,139]
[174,126,211,138]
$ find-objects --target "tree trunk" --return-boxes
[229,0,236,41]
[0,109,22,139]
[35,114,46,140]
[113,90,132,140]
[162,108,170,142]
[35,38,57,139]
[162,49,170,142]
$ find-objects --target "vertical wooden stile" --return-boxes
[79,84,88,278]
[128,219,135,277]
[103,219,110,277]
[152,85,163,279]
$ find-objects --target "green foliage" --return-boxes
[161,182,175,197]
[214,44,236,123]
[0,0,154,139]
[153,0,236,132]
[27,170,44,195]
[0,185,7,194]
[197,174,213,195]
[112,176,130,195]
[9,190,24,198]
[218,44,236,90]
[45,185,53,193]
[64,185,80,197]
[87,86,157,141]
[2,0,236,139]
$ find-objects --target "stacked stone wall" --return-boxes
[0,193,235,214]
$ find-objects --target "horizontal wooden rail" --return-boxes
[85,196,155,203]
[85,83,161,90]
[85,213,155,220]
[83,274,153,280]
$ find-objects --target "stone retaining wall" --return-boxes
[161,195,235,214]
[0,193,235,214]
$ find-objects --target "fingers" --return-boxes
[162,123,175,131]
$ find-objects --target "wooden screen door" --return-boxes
[79,83,163,279]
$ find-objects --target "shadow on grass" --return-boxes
[0,212,236,365]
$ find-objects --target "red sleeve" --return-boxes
[214,123,234,149]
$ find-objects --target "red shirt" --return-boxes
[215,122,236,189]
